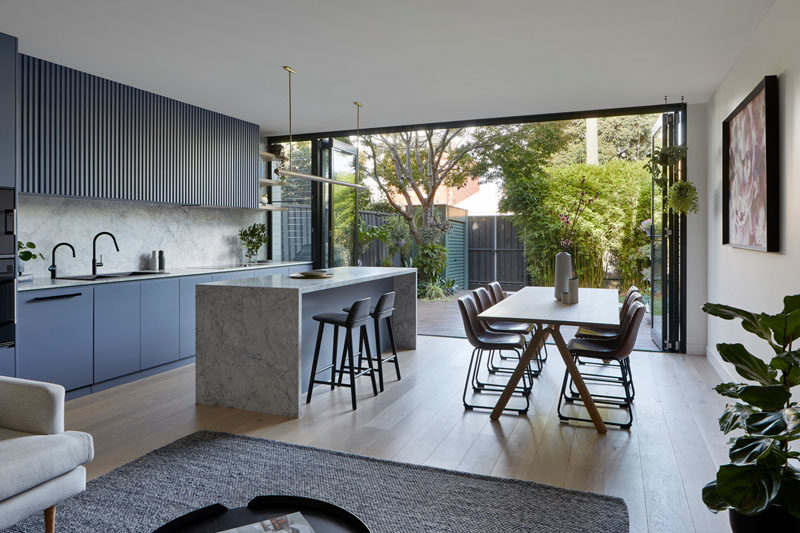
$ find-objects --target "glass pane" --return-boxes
[650,126,663,346]
[331,144,358,267]
[273,141,312,263]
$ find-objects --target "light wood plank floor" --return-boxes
[64,336,730,533]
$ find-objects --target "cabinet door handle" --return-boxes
[29,292,82,302]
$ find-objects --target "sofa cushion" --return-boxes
[0,430,94,502]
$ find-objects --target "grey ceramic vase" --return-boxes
[554,251,572,300]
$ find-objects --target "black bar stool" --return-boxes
[306,297,377,410]
[343,291,400,392]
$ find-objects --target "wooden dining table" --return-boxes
[478,286,620,433]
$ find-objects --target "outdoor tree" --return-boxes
[549,115,659,165]
[472,120,655,287]
[362,129,478,246]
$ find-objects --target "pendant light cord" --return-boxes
[283,66,296,172]
[354,101,362,185]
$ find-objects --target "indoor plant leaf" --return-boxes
[719,403,755,434]
[701,481,729,512]
[781,294,800,316]
[760,310,800,350]
[715,463,781,515]
[703,303,782,353]
[746,411,787,437]
[784,406,800,434]
[771,349,800,370]
[728,436,776,464]
[714,383,790,411]
[716,343,778,386]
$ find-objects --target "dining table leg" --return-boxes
[490,324,607,434]
[489,326,548,420]
[549,325,607,434]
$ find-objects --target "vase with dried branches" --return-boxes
[554,177,597,300]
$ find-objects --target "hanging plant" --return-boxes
[666,180,699,214]
[646,145,688,187]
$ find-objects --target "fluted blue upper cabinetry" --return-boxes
[18,55,259,207]
[0,33,16,189]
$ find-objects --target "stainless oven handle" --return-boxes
[4,209,14,235]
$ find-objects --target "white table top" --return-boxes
[478,286,620,328]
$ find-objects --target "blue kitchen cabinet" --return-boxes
[0,33,16,189]
[0,346,13,377]
[17,287,93,391]
[179,274,212,359]
[211,270,255,282]
[140,278,180,369]
[94,282,140,382]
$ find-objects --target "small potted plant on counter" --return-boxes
[239,223,269,264]
[17,240,44,280]
[701,295,800,531]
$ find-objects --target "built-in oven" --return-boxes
[0,259,13,346]
[0,188,15,346]
[0,189,14,256]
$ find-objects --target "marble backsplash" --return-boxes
[18,196,266,278]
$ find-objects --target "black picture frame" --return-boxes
[722,75,779,251]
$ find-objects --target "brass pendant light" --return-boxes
[274,66,367,190]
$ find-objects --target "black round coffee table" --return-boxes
[154,495,371,533]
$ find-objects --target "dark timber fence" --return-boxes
[359,210,391,267]
[468,215,527,291]
[281,206,312,262]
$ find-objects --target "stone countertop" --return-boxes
[17,261,311,292]
[200,266,417,294]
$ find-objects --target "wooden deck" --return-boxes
[418,290,660,351]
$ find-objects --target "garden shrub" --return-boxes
[504,160,652,289]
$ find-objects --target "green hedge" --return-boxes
[504,160,651,289]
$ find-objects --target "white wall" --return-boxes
[18,196,266,278]
[686,103,708,355]
[705,0,800,381]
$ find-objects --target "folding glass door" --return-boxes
[650,109,686,352]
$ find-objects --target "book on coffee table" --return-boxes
[218,511,315,533]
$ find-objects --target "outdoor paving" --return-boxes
[417,290,660,352]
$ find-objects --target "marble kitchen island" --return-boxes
[195,266,417,417]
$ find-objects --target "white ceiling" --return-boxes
[0,0,774,136]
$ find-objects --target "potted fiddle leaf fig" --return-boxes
[701,295,800,531]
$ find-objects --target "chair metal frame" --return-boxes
[458,294,530,414]
[557,301,645,429]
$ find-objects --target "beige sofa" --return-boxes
[0,376,94,532]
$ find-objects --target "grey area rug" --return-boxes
[7,431,629,533]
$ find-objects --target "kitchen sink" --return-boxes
[58,270,169,281]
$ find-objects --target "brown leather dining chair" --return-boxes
[557,300,646,429]
[575,286,640,340]
[457,294,530,413]
[488,281,549,364]
[472,287,543,377]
